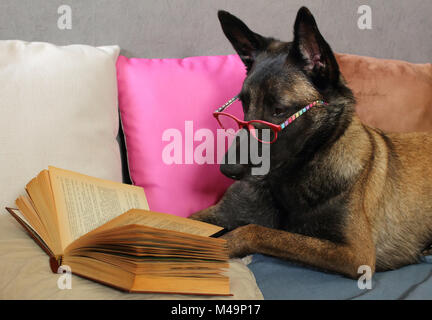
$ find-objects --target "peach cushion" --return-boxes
[336,53,432,133]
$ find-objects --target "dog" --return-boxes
[189,7,432,279]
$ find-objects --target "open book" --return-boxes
[6,166,229,296]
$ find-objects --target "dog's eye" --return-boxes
[272,107,286,117]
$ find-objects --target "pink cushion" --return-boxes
[117,54,245,217]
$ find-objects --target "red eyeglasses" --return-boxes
[213,96,328,144]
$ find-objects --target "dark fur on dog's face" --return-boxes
[218,7,355,180]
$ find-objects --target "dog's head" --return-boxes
[218,7,355,180]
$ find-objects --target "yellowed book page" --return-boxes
[37,170,60,234]
[66,209,225,254]
[7,207,55,258]
[93,209,224,237]
[62,255,230,295]
[48,166,149,249]
[9,207,44,243]
[25,171,63,255]
[16,196,52,247]
[132,274,230,295]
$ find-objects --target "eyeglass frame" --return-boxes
[213,95,329,144]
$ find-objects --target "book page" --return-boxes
[16,195,53,249]
[92,209,224,237]
[48,166,149,249]
[9,208,38,237]
[65,208,225,257]
[25,171,63,255]
[6,207,55,258]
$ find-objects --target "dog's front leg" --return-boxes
[188,204,223,226]
[222,224,376,279]
[190,179,277,231]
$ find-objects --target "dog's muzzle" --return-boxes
[220,163,246,180]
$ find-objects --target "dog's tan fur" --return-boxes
[192,114,432,278]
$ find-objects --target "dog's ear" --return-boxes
[290,7,340,89]
[218,10,268,71]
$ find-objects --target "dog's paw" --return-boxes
[220,224,257,258]
[189,205,217,223]
[422,246,432,256]
[188,211,206,221]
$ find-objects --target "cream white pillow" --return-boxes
[0,40,122,211]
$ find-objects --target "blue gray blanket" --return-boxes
[248,254,432,299]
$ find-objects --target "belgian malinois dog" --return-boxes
[190,7,432,278]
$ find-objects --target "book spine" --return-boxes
[49,255,63,273]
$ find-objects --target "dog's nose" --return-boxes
[220,163,245,180]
